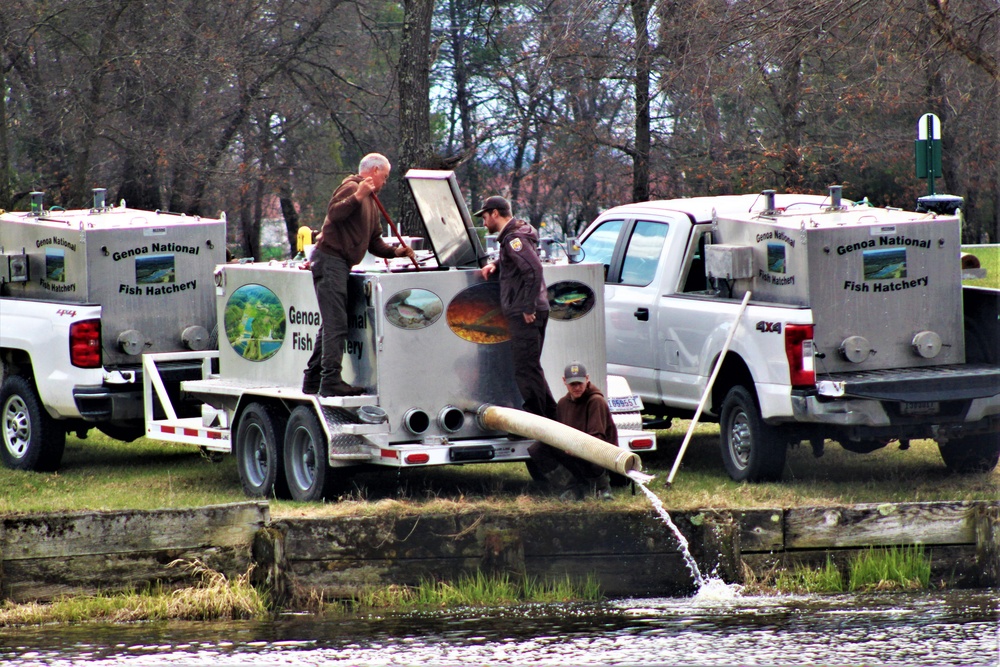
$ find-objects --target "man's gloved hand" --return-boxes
[395,245,416,260]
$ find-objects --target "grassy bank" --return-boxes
[760,545,932,595]
[1,420,996,519]
[0,560,268,627]
[0,545,932,627]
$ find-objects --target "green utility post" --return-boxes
[914,113,941,196]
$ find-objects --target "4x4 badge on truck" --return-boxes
[755,321,782,334]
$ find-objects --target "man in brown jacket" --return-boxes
[302,153,415,397]
[552,361,616,500]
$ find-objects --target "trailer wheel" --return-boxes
[719,385,786,482]
[0,375,66,472]
[938,433,1000,474]
[236,402,289,499]
[283,406,337,501]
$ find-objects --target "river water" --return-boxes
[2,589,996,666]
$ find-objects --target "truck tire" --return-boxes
[719,385,786,482]
[0,375,66,472]
[283,405,339,501]
[236,402,290,499]
[938,434,1000,474]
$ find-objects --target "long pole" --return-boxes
[372,193,420,270]
[666,290,752,487]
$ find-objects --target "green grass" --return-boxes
[0,559,268,627]
[1,421,997,518]
[0,434,247,515]
[962,245,999,288]
[760,544,931,595]
[772,557,845,594]
[848,545,931,591]
[344,571,601,612]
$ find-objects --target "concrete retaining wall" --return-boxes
[2,500,997,604]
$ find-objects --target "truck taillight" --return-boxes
[785,324,815,387]
[70,319,102,368]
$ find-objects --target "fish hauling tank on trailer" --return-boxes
[148,170,648,501]
[0,189,227,450]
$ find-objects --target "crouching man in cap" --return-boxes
[529,361,616,501]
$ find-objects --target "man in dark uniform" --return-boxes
[476,196,575,492]
[302,153,415,397]
[476,195,557,420]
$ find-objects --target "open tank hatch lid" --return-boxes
[405,169,487,268]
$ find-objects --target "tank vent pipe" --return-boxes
[92,188,107,210]
[762,189,776,215]
[30,192,44,216]
[828,185,842,209]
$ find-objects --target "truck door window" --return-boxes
[620,221,668,286]
[579,219,624,274]
[680,229,711,293]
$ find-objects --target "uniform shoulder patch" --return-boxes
[509,237,523,252]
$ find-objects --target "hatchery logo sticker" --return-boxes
[224,284,286,361]
[41,247,77,292]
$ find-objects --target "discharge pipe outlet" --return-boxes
[476,404,642,476]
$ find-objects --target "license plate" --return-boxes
[609,395,644,413]
[901,401,939,415]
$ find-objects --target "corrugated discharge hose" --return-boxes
[476,404,642,476]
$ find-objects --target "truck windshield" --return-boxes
[579,219,623,267]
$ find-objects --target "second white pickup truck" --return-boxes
[576,189,1000,482]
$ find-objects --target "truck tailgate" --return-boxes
[817,364,1000,402]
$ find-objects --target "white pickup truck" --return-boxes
[576,189,1000,481]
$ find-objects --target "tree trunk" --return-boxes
[397,0,435,237]
[448,0,478,206]
[280,187,300,257]
[630,0,651,203]
[0,64,10,209]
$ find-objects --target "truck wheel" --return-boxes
[283,405,337,501]
[0,375,66,472]
[938,434,1000,474]
[719,385,786,482]
[236,402,289,499]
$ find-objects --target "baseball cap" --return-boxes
[563,362,588,383]
[472,195,511,217]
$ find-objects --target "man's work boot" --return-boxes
[319,381,366,397]
[302,371,321,395]
[588,472,613,501]
[558,483,586,502]
[542,464,576,490]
